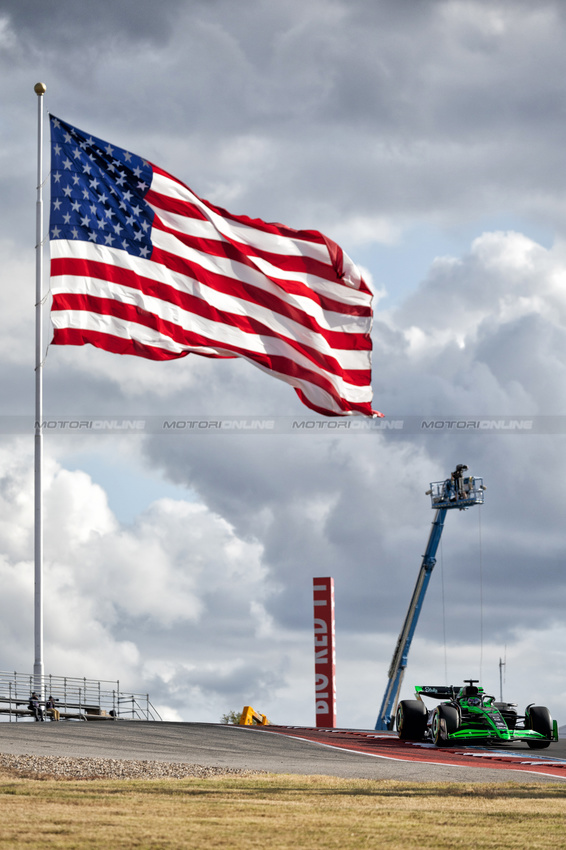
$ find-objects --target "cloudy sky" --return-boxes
[1,0,566,728]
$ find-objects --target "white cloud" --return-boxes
[0,244,35,363]
[326,215,401,249]
[0,446,276,705]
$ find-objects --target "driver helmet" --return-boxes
[459,685,480,705]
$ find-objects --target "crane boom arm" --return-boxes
[375,508,447,730]
[374,467,485,732]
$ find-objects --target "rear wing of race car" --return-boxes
[414,685,483,700]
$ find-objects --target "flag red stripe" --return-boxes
[51,291,372,388]
[150,211,371,300]
[151,240,371,319]
[51,256,372,353]
[52,326,371,415]
[52,325,184,360]
[149,166,333,245]
[149,247,372,343]
[145,186,210,223]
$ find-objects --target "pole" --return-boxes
[499,657,505,702]
[34,82,46,693]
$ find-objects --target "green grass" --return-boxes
[1,772,565,849]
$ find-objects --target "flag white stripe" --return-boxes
[51,240,372,337]
[51,268,371,372]
[151,172,336,266]
[151,229,372,329]
[151,209,372,310]
[51,308,372,404]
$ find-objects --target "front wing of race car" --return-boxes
[439,708,559,746]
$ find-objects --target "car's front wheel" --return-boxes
[432,704,459,747]
[396,699,428,741]
[526,705,552,749]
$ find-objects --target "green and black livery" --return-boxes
[396,679,559,748]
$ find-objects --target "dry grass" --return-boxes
[0,771,565,849]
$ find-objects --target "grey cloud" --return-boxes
[0,0,188,45]
[476,315,566,413]
[4,0,566,242]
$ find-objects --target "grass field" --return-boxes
[0,772,565,849]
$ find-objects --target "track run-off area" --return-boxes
[261,726,566,780]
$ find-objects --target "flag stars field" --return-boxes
[50,116,154,259]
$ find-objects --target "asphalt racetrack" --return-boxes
[0,721,565,783]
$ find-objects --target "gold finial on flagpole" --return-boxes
[34,82,46,95]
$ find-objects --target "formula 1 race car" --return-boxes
[396,679,559,748]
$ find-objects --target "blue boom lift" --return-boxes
[375,465,485,731]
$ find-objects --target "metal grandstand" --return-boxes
[0,670,162,721]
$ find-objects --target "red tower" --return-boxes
[313,577,337,727]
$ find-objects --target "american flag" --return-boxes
[49,115,380,417]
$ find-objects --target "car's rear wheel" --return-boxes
[526,705,552,749]
[432,704,459,747]
[396,700,428,741]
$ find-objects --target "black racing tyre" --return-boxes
[432,704,459,747]
[396,700,428,741]
[526,705,552,749]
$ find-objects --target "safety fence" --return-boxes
[0,670,162,722]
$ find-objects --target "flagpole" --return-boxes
[34,82,46,692]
